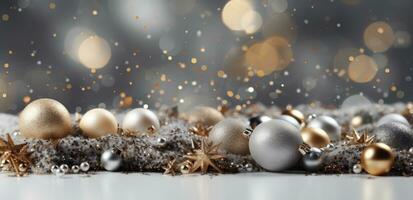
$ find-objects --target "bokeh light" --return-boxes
[78,36,112,69]
[348,55,378,83]
[363,21,395,53]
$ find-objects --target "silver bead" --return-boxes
[60,164,69,173]
[80,162,90,172]
[249,119,302,171]
[307,115,341,141]
[302,147,325,172]
[377,114,409,127]
[51,165,59,174]
[156,137,167,147]
[245,163,253,172]
[353,164,362,174]
[101,149,122,171]
[307,114,317,122]
[71,165,80,173]
[55,168,65,177]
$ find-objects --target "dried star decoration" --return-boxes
[0,134,32,176]
[188,124,212,137]
[162,159,177,176]
[345,129,375,145]
[184,139,224,174]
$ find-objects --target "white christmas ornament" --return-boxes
[249,119,303,171]
[122,108,160,133]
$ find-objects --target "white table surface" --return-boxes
[0,172,412,200]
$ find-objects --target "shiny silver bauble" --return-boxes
[249,119,303,171]
[307,115,341,141]
[122,108,160,133]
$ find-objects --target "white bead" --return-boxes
[60,164,69,173]
[55,168,65,177]
[353,164,362,174]
[80,162,90,172]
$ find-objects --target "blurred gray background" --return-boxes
[0,0,412,113]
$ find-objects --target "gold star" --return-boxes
[0,134,32,176]
[162,159,177,176]
[346,129,375,145]
[184,140,224,174]
[188,124,212,137]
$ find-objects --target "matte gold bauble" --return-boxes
[79,108,118,138]
[361,143,395,176]
[301,127,330,148]
[282,108,305,126]
[187,106,224,127]
[19,98,72,139]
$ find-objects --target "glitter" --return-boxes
[191,57,197,64]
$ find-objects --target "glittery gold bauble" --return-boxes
[361,143,395,176]
[79,108,118,138]
[301,127,330,148]
[282,109,305,126]
[208,118,250,155]
[19,98,72,139]
[187,106,224,127]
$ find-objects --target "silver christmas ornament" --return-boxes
[156,137,167,147]
[373,122,413,149]
[353,164,362,174]
[249,119,303,171]
[307,115,341,141]
[208,118,250,155]
[302,147,325,172]
[80,162,90,172]
[51,165,59,174]
[60,164,69,173]
[122,108,160,133]
[249,115,271,129]
[101,149,122,171]
[376,113,410,127]
[71,165,80,173]
[275,115,301,130]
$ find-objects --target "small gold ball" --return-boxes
[187,106,224,127]
[301,127,331,148]
[19,98,72,139]
[361,143,395,176]
[282,109,305,126]
[79,108,118,138]
[180,162,192,174]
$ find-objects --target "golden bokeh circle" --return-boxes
[363,21,395,53]
[222,0,253,31]
[78,36,112,69]
[245,42,280,75]
[348,55,378,83]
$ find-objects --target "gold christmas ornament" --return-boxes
[79,108,118,138]
[187,106,224,127]
[19,98,72,139]
[361,143,395,176]
[282,108,305,126]
[122,108,160,134]
[301,127,330,148]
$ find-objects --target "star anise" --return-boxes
[0,134,32,176]
[184,139,224,174]
[162,159,177,176]
[345,129,375,145]
[188,124,212,137]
